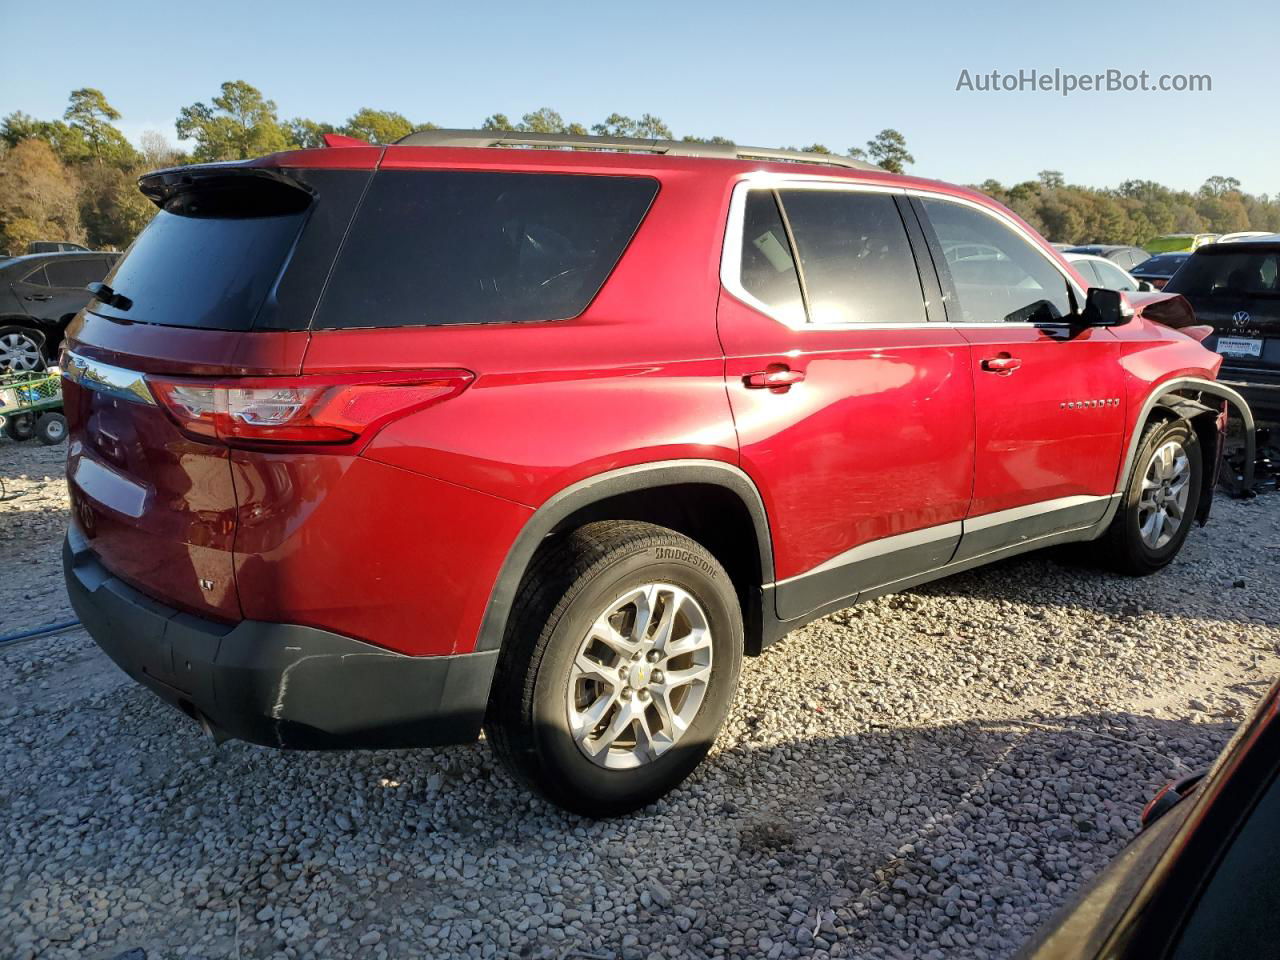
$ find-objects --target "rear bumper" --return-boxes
[63,528,497,749]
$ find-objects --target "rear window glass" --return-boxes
[93,176,311,330]
[1165,249,1280,298]
[313,171,658,328]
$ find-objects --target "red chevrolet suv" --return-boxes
[61,130,1252,816]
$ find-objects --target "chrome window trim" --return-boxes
[63,352,156,406]
[720,176,1084,331]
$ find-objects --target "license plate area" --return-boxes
[1216,336,1263,358]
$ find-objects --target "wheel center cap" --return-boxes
[628,662,649,689]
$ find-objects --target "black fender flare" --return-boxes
[473,459,774,652]
[1099,377,1255,532]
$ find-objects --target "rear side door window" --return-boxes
[45,259,105,290]
[918,197,1075,324]
[776,189,927,326]
[21,265,50,287]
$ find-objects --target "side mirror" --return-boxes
[1079,287,1132,327]
[1138,280,1155,292]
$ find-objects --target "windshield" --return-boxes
[1165,249,1280,298]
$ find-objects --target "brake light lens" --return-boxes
[148,371,473,448]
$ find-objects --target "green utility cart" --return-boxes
[0,370,66,445]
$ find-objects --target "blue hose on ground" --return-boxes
[0,619,82,648]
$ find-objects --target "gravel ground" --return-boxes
[2,435,1278,960]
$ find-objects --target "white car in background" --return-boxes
[1063,252,1152,292]
[1217,231,1274,244]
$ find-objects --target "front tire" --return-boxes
[486,521,743,817]
[1103,418,1202,575]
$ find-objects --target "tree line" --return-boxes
[1,81,1277,256]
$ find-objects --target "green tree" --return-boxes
[591,113,673,139]
[2,112,90,164]
[176,81,292,162]
[481,109,587,136]
[518,108,569,133]
[864,129,914,173]
[1037,170,1065,190]
[1201,175,1242,197]
[287,117,336,149]
[64,88,137,167]
[1,111,50,148]
[0,138,85,254]
[79,163,155,248]
[341,109,414,144]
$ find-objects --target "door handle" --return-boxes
[24,294,53,302]
[743,365,805,391]
[981,355,1021,374]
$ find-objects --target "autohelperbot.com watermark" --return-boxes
[955,68,1211,96]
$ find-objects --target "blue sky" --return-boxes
[2,0,1271,194]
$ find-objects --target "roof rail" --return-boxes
[391,128,882,172]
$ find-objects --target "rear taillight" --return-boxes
[148,370,473,449]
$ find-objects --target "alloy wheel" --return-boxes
[0,332,42,372]
[566,583,713,770]
[1137,439,1191,550]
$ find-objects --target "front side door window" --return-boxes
[921,197,1074,325]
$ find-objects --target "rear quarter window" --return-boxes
[312,171,658,328]
[94,169,370,332]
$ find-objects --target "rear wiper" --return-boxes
[86,282,133,311]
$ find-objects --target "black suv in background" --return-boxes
[0,251,120,370]
[1164,237,1280,422]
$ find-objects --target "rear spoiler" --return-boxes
[137,164,316,209]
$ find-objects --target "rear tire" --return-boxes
[35,412,67,445]
[486,521,743,817]
[1102,418,1202,576]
